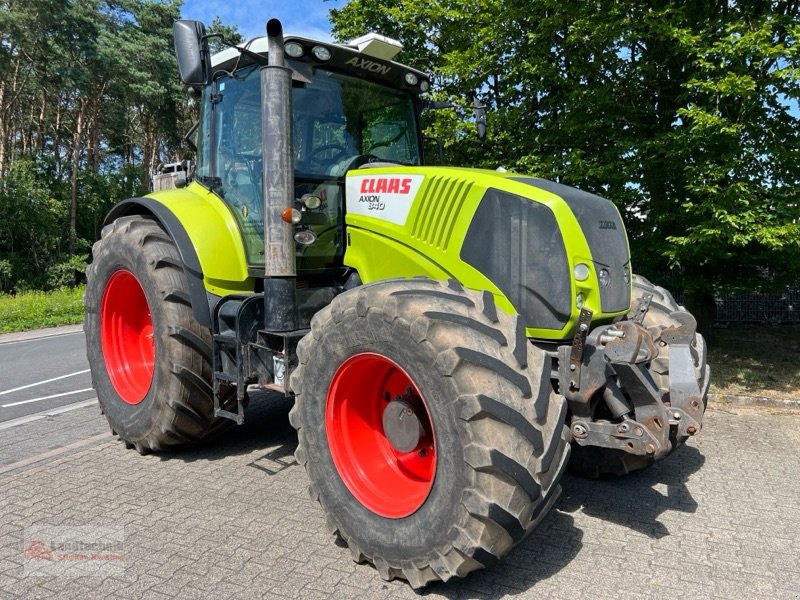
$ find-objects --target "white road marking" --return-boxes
[0,369,90,397]
[0,432,112,477]
[1,388,95,408]
[0,398,98,431]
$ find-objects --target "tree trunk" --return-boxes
[142,112,155,192]
[69,100,85,254]
[54,95,62,178]
[0,80,6,176]
[36,88,46,154]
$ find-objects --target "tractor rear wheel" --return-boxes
[290,278,570,588]
[569,274,710,477]
[84,215,230,453]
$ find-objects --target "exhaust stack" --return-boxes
[261,18,297,331]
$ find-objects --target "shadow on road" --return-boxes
[159,389,298,463]
[425,445,705,598]
[559,444,706,539]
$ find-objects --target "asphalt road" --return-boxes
[0,326,94,423]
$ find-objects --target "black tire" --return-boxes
[84,215,231,453]
[569,274,711,477]
[289,278,570,588]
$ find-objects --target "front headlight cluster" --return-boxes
[284,42,332,63]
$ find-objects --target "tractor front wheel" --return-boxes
[290,278,570,588]
[84,215,230,453]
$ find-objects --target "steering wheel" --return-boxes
[338,154,392,173]
[308,144,349,166]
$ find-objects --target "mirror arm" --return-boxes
[422,100,457,110]
[183,120,199,153]
[204,34,269,67]
[423,136,444,165]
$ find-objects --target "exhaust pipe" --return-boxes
[261,18,297,331]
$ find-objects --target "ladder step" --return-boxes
[214,407,244,425]
[213,334,237,346]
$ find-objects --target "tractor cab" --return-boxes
[189,30,428,274]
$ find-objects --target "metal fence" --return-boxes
[656,272,800,325]
[714,287,800,324]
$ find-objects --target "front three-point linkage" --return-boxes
[559,309,705,461]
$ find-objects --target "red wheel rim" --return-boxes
[326,353,436,518]
[100,270,155,405]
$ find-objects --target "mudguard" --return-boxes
[104,182,254,327]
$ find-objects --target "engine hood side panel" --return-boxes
[343,167,631,340]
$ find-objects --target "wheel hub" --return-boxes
[382,398,424,453]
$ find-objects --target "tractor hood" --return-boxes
[343,166,631,340]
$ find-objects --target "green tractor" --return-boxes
[84,18,710,588]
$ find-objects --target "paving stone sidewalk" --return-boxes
[0,399,798,600]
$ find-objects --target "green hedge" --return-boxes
[0,286,85,333]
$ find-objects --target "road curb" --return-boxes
[708,393,800,410]
[0,324,83,344]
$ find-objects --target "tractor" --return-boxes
[84,18,710,588]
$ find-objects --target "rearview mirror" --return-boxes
[173,20,211,86]
[473,97,487,141]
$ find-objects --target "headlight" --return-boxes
[598,268,610,288]
[285,42,304,58]
[312,45,332,61]
[574,263,590,281]
[302,194,322,210]
[294,229,317,245]
[404,72,418,86]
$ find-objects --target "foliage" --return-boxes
[0,285,85,332]
[331,0,800,301]
[0,159,66,290]
[0,1,241,293]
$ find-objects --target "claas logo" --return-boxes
[359,178,412,195]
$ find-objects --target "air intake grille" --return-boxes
[410,176,472,250]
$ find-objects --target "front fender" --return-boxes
[104,182,254,327]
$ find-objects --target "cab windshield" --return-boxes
[195,64,422,268]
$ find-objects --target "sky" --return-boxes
[181,0,348,43]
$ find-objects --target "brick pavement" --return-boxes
[0,400,798,599]
[0,401,108,468]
